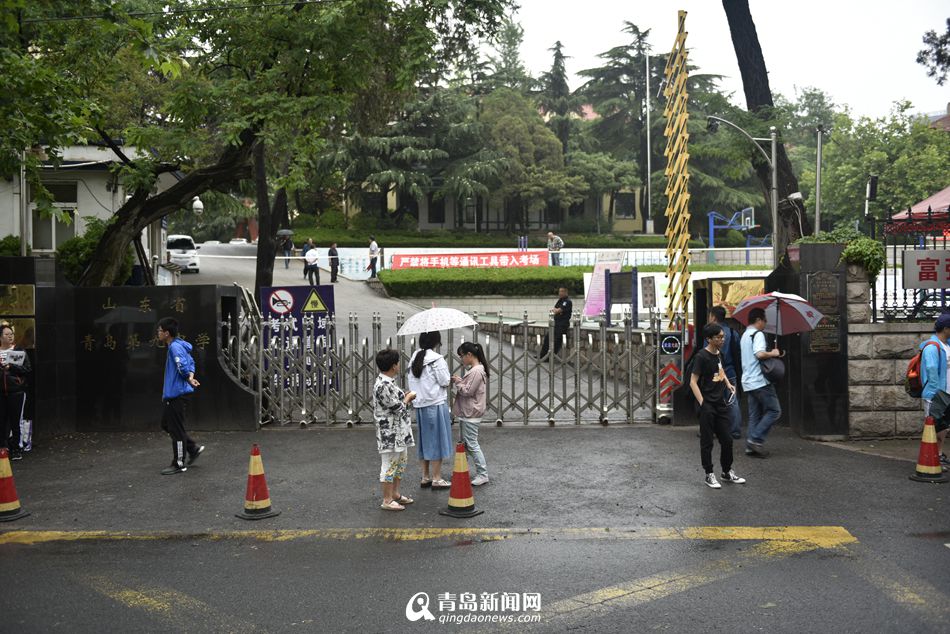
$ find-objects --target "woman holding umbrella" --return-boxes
[408,331,453,489]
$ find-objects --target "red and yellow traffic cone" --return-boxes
[439,443,484,518]
[236,444,281,519]
[909,416,948,483]
[0,448,29,522]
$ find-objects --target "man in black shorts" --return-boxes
[689,322,747,489]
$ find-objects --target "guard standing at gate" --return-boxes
[539,287,572,361]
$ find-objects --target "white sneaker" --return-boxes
[721,470,746,484]
[704,473,721,489]
[471,474,489,486]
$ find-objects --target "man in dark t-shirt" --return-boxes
[690,322,746,489]
[539,287,573,361]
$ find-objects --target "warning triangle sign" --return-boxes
[303,289,328,312]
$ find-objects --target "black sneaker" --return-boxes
[187,445,205,465]
[10,449,22,461]
[940,453,949,466]
[745,442,769,458]
[161,464,187,475]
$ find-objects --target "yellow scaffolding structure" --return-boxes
[662,10,691,328]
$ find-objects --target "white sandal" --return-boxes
[380,500,405,511]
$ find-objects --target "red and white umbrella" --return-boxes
[731,291,825,335]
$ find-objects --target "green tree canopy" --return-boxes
[815,102,950,224]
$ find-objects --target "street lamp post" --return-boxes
[706,116,779,267]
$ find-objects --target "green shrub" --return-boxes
[380,263,767,297]
[0,235,25,256]
[314,210,347,230]
[794,223,885,280]
[57,217,134,285]
[720,229,747,248]
[380,266,588,298]
[559,216,601,234]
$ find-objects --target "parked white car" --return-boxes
[166,234,200,273]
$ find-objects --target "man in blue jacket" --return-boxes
[921,312,950,470]
[157,317,204,475]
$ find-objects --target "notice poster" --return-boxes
[583,252,626,318]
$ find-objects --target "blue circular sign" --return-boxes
[660,335,682,355]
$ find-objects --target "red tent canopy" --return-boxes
[890,185,950,220]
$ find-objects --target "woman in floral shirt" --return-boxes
[373,349,416,511]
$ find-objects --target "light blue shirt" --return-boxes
[740,325,768,391]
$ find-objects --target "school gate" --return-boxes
[221,286,679,426]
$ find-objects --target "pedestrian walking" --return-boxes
[301,238,315,279]
[690,322,746,489]
[0,324,30,460]
[280,235,294,269]
[304,246,320,286]
[920,312,950,469]
[740,307,784,458]
[539,287,572,361]
[708,306,743,439]
[328,242,339,282]
[156,317,204,475]
[451,342,489,486]
[373,349,417,511]
[407,331,453,489]
[367,235,379,279]
[547,231,564,266]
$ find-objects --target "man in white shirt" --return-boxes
[368,235,379,279]
[740,307,784,458]
[304,247,320,286]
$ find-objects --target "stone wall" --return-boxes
[846,264,930,437]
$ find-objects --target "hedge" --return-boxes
[380,264,767,297]
[289,227,706,250]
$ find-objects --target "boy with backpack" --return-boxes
[917,313,950,469]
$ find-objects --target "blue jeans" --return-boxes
[458,418,487,478]
[723,382,742,438]
[746,383,781,445]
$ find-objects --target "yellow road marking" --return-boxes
[84,575,261,633]
[0,525,858,547]
[525,541,815,630]
[850,550,950,628]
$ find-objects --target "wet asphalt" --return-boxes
[2,424,948,633]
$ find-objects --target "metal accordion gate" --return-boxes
[222,289,664,427]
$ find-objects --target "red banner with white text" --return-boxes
[391,250,550,270]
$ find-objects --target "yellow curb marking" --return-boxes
[84,575,260,633]
[0,525,857,547]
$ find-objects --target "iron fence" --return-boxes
[872,208,950,321]
[222,295,664,426]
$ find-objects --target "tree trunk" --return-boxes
[79,130,256,286]
[722,0,812,254]
[253,141,278,298]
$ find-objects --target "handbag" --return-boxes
[754,331,785,383]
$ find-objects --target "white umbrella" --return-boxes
[397,307,476,336]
